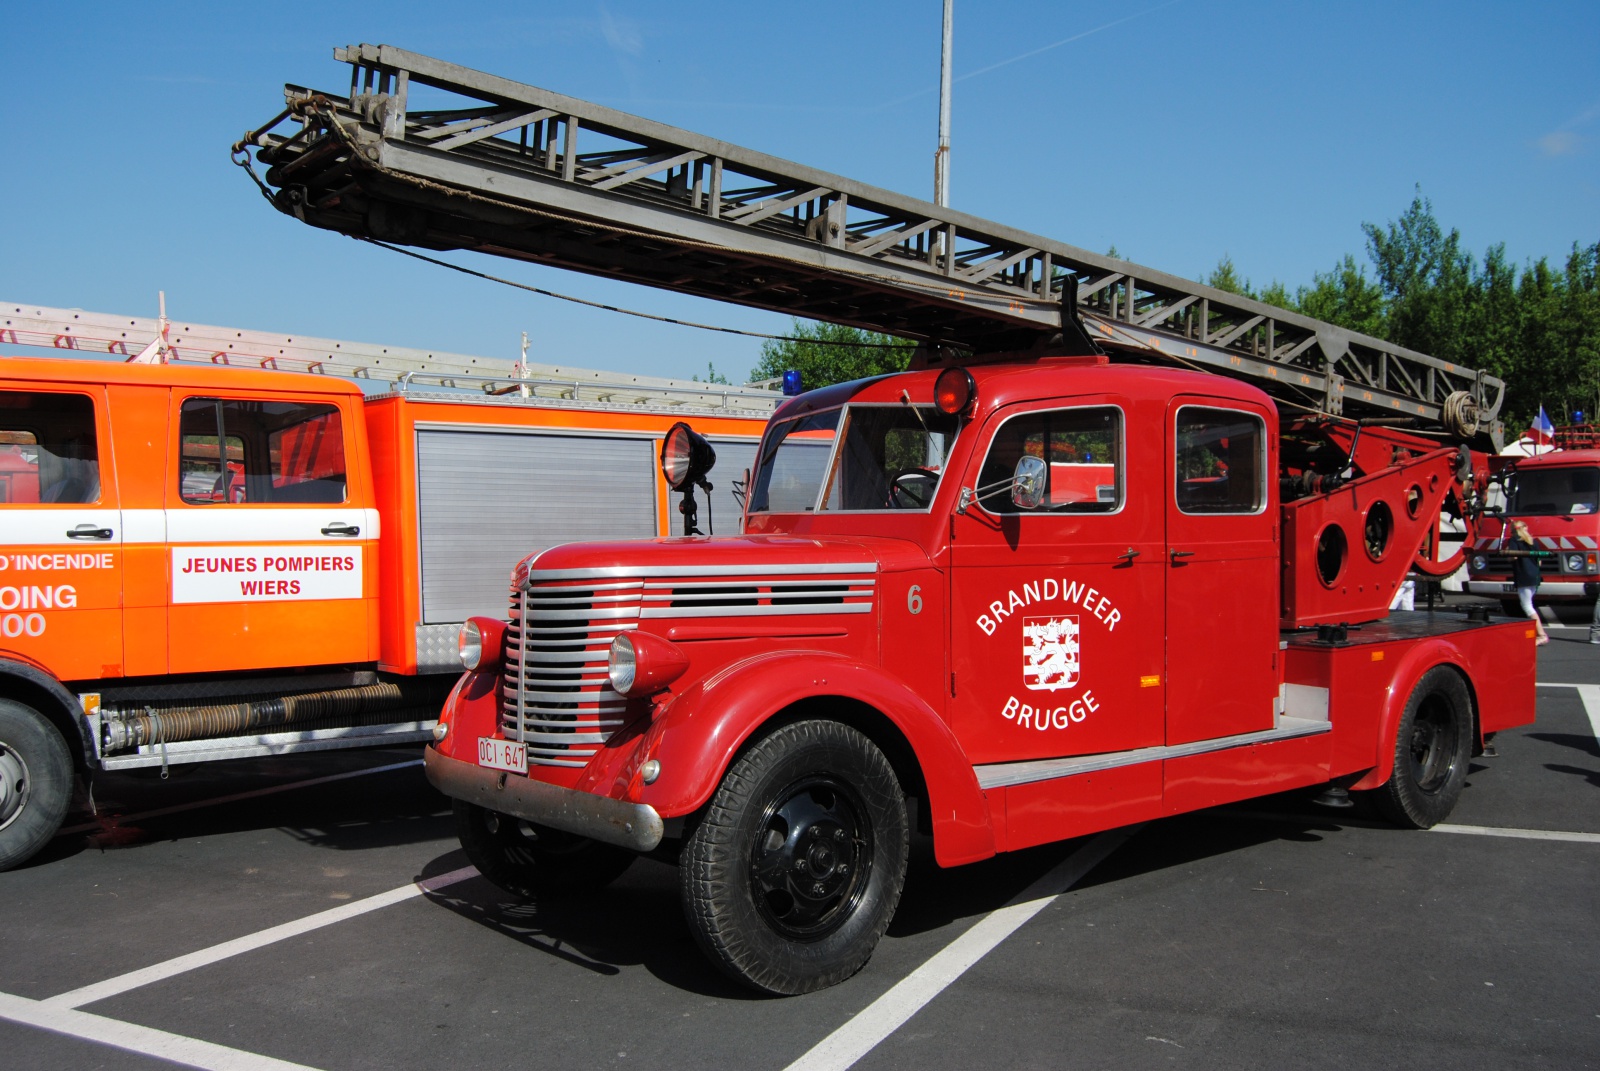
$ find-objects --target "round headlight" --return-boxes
[660,421,717,491]
[608,633,637,694]
[1471,555,1487,572]
[458,620,483,671]
[1568,553,1586,572]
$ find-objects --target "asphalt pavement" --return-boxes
[2,610,1596,1071]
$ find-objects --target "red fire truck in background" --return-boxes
[1465,430,1600,609]
[0,303,774,871]
[238,46,1538,994]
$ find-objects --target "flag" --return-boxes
[1528,405,1555,445]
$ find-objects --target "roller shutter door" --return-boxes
[416,429,657,623]
[705,437,759,536]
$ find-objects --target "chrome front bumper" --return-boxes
[424,747,664,852]
[1464,580,1591,599]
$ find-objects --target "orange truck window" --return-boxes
[178,397,347,505]
[0,390,99,504]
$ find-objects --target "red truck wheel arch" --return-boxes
[1348,646,1479,793]
[637,652,997,868]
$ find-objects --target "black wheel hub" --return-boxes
[1408,696,1460,794]
[749,776,871,940]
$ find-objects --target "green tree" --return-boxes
[1293,253,1387,338]
[1206,255,1255,298]
[750,320,915,391]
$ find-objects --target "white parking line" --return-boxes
[0,990,324,1071]
[58,759,426,838]
[1433,823,1600,844]
[784,826,1136,1071]
[42,865,478,1010]
[1534,681,1600,744]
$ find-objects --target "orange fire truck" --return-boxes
[235,45,1538,995]
[0,303,774,870]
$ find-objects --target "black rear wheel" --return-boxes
[1373,667,1473,828]
[681,719,908,995]
[454,800,635,898]
[0,699,74,872]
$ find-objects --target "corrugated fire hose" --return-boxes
[100,682,422,753]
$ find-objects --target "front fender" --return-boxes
[638,651,996,867]
[1349,640,1476,792]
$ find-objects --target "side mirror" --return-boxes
[1011,455,1047,510]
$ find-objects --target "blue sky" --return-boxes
[2,1,1595,382]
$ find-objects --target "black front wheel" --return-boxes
[1372,667,1473,828]
[454,801,635,898]
[0,699,74,872]
[681,719,908,995]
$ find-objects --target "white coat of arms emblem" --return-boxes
[1022,614,1080,692]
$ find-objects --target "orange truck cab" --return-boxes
[0,355,770,870]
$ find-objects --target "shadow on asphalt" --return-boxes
[1544,762,1600,788]
[1528,730,1600,758]
[416,849,761,999]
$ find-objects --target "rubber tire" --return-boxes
[0,698,74,872]
[1373,667,1473,829]
[453,800,635,898]
[680,719,909,996]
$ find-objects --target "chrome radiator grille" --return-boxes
[501,580,641,768]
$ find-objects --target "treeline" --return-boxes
[1206,192,1600,431]
[753,192,1598,432]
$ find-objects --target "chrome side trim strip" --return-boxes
[973,716,1332,790]
[525,562,879,582]
[640,603,874,619]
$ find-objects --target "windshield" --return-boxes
[749,404,961,513]
[1510,467,1600,517]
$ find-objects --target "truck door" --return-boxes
[166,394,377,674]
[1163,399,1278,744]
[950,398,1165,765]
[0,383,123,680]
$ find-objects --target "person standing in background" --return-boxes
[1509,520,1550,646]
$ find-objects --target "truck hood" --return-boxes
[512,534,929,623]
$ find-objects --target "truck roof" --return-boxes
[770,359,1270,420]
[0,355,365,396]
[1511,449,1600,470]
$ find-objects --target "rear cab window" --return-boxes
[178,398,347,505]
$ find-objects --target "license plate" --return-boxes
[478,736,526,774]
[1503,584,1516,593]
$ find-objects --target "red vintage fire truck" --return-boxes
[236,44,1536,995]
[0,303,774,871]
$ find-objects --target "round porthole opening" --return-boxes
[1364,500,1395,561]
[1317,524,1348,587]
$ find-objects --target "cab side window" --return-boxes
[977,406,1123,514]
[1174,406,1265,514]
[0,390,100,504]
[179,398,347,505]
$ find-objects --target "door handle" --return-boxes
[1169,549,1194,563]
[1117,547,1140,565]
[320,523,361,537]
[67,524,114,540]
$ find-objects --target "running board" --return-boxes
[973,716,1332,790]
[97,721,437,771]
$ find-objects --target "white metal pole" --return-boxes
[935,0,953,208]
